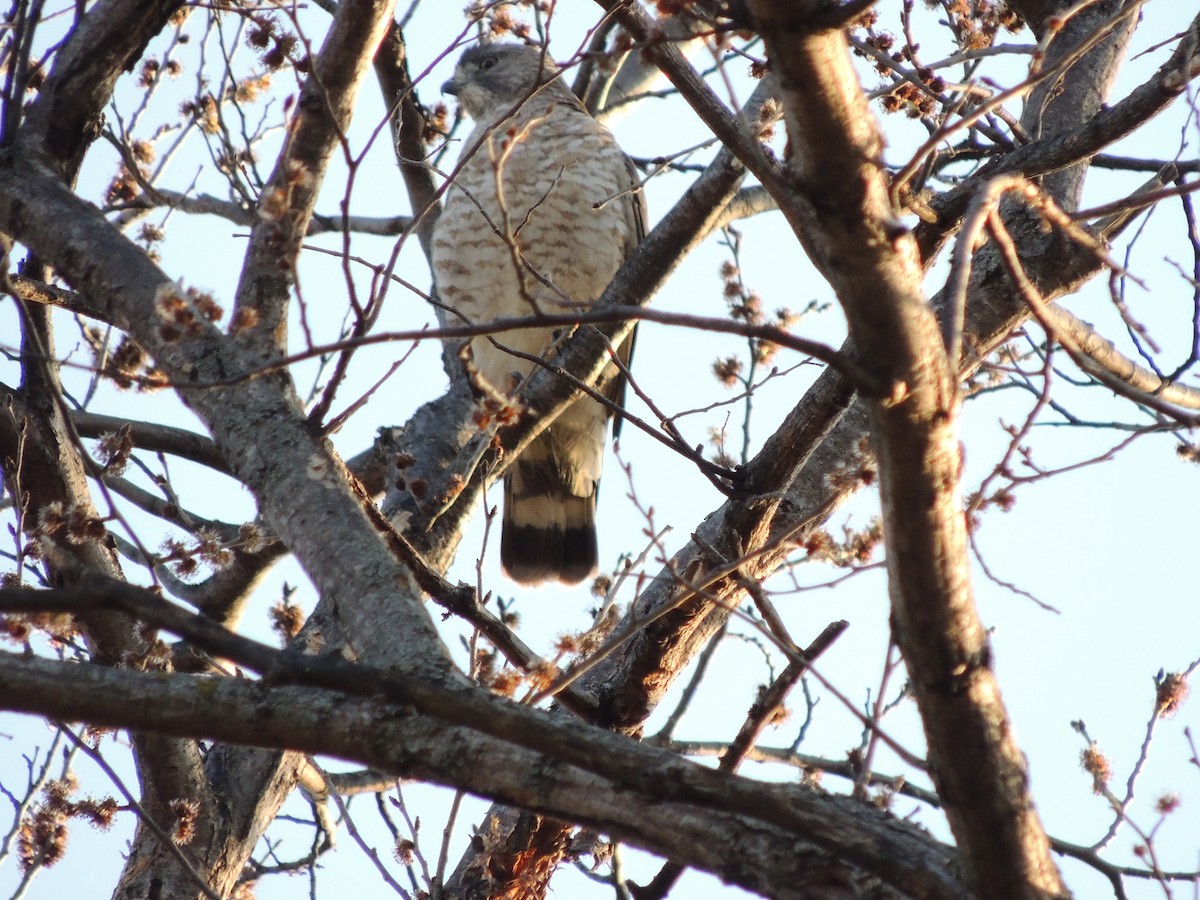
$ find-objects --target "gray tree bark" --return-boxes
[0,0,1194,897]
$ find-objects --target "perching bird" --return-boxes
[431,43,644,585]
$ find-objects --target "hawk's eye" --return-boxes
[478,55,498,71]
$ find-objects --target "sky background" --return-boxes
[2,1,1198,898]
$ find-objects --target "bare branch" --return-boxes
[915,9,1200,262]
[0,586,966,900]
[230,0,399,356]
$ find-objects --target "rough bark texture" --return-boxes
[0,621,964,900]
[2,3,453,898]
[0,0,1194,898]
[741,5,1064,895]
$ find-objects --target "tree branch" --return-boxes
[914,9,1200,263]
[0,584,966,900]
[229,0,398,356]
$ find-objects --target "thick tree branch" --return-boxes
[0,582,966,900]
[689,1,1123,895]
[71,410,229,473]
[914,10,1200,262]
[13,0,184,176]
[230,0,397,356]
[1036,303,1200,410]
[568,0,1172,823]
[373,19,441,257]
[0,6,456,893]
[113,187,412,235]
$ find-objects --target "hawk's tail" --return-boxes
[501,460,598,586]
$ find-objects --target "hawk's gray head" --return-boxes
[441,44,574,121]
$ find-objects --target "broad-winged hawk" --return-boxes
[431,43,644,585]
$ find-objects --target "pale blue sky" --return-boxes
[2,2,1197,898]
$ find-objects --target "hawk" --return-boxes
[431,43,644,585]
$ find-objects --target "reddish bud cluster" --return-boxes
[881,83,937,118]
[238,522,266,554]
[18,779,117,872]
[138,221,165,246]
[104,165,141,206]
[578,607,618,660]
[424,103,450,144]
[245,14,299,72]
[1156,792,1181,815]
[526,659,559,694]
[96,426,134,475]
[488,669,522,697]
[717,257,789,371]
[1156,672,1189,718]
[707,426,735,470]
[488,7,517,37]
[394,838,416,866]
[158,528,235,579]
[798,519,882,567]
[37,501,107,546]
[169,798,200,846]
[1080,743,1112,794]
[990,488,1016,512]
[471,396,523,429]
[180,94,221,134]
[270,597,305,643]
[233,74,272,103]
[155,283,224,342]
[757,98,780,142]
[553,633,579,655]
[944,0,1023,50]
[0,609,78,646]
[248,26,271,49]
[102,338,149,391]
[138,59,160,89]
[1,610,31,643]
[713,356,743,388]
[655,0,695,16]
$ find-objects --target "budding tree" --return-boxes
[1,1,1198,899]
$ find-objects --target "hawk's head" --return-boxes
[441,44,566,120]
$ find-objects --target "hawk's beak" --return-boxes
[441,77,461,96]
